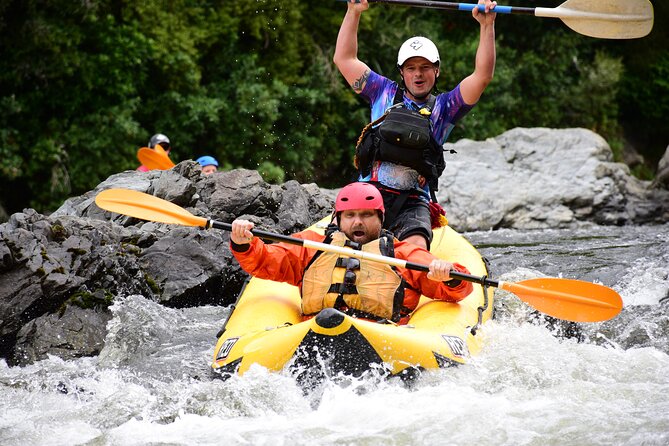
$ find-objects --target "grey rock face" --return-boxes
[439,128,669,231]
[0,163,333,365]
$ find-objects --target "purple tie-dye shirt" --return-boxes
[359,70,474,196]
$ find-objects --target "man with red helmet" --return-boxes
[230,182,473,323]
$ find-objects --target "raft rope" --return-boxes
[470,276,491,336]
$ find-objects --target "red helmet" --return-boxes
[335,182,385,214]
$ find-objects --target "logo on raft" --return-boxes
[216,337,239,361]
[441,335,469,358]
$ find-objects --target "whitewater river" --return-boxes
[1,223,668,445]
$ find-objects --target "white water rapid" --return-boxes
[1,224,668,445]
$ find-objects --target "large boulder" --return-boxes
[0,210,153,364]
[0,163,334,365]
[439,128,669,231]
[14,304,113,364]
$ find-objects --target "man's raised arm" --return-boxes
[333,0,373,93]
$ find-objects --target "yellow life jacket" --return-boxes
[301,231,406,321]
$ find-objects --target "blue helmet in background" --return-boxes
[196,155,219,167]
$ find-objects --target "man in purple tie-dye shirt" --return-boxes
[334,0,497,250]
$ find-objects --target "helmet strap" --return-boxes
[330,210,339,226]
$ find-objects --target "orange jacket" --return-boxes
[231,230,473,313]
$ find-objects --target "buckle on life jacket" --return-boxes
[344,240,361,250]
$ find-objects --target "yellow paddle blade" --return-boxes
[501,278,623,322]
[537,0,654,39]
[95,189,208,227]
[137,147,176,170]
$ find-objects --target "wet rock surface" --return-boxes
[440,128,669,231]
[1,164,333,365]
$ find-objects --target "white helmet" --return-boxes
[397,36,440,68]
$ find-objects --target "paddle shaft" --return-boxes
[349,0,652,22]
[94,189,623,322]
[215,221,622,316]
[358,0,532,15]
[213,219,619,308]
[210,219,490,285]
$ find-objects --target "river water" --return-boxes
[1,223,668,445]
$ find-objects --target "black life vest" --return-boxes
[355,88,446,199]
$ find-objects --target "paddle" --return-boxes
[343,0,654,39]
[137,146,176,171]
[95,188,623,323]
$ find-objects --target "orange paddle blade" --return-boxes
[500,278,623,322]
[137,147,176,170]
[95,189,207,227]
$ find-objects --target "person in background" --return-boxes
[196,155,219,175]
[137,133,172,172]
[230,182,473,324]
[333,0,497,250]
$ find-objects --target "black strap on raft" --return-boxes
[469,278,490,336]
[470,258,494,335]
[216,276,251,338]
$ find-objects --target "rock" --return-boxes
[137,226,240,307]
[440,128,669,231]
[0,165,334,365]
[588,303,669,355]
[0,211,156,364]
[199,169,281,224]
[14,304,112,365]
[276,180,334,234]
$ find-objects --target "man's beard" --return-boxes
[347,226,374,245]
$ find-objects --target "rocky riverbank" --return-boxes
[1,128,667,366]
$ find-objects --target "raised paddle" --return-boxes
[95,188,624,323]
[342,0,654,39]
[137,146,176,171]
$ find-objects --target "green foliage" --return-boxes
[0,0,666,214]
[611,1,669,166]
[257,161,285,184]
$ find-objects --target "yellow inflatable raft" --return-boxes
[211,219,492,382]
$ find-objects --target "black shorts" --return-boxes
[375,185,433,246]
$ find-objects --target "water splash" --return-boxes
[2,224,669,445]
